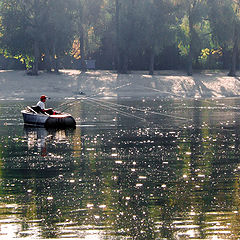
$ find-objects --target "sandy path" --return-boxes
[0,69,240,100]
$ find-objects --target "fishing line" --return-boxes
[56,98,83,111]
[137,85,183,98]
[192,98,240,111]
[138,84,240,115]
[133,83,240,111]
[56,80,235,123]
[89,82,134,98]
[55,82,134,111]
[56,75,240,115]
[86,96,191,122]
[85,97,147,121]
[55,93,148,122]
[56,93,193,123]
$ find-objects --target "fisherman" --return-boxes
[36,95,54,115]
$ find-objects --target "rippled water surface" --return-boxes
[1,97,240,239]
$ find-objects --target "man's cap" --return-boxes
[40,95,47,100]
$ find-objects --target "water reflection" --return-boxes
[0,98,240,239]
[24,126,72,157]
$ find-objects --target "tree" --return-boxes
[176,0,207,75]
[112,0,143,73]
[71,0,104,72]
[115,0,120,72]
[0,0,74,75]
[227,0,240,76]
[207,0,240,76]
[140,0,175,75]
[43,0,74,73]
[0,0,34,70]
[1,0,239,73]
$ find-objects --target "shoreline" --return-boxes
[0,69,240,100]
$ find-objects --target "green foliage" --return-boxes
[177,16,190,56]
[16,55,33,70]
[198,47,223,69]
[0,0,75,71]
[207,0,235,47]
[176,1,210,54]
[0,0,239,72]
[200,48,210,60]
[0,48,33,69]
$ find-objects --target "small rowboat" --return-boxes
[21,106,76,128]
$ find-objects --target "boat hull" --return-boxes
[45,115,76,128]
[21,110,76,128]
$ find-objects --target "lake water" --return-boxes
[1,97,240,239]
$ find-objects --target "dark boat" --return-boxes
[21,106,76,128]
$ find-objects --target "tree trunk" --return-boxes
[228,23,239,76]
[122,53,128,74]
[116,0,121,73]
[228,42,238,76]
[54,57,59,73]
[53,44,59,73]
[149,47,155,75]
[187,6,193,76]
[80,25,87,72]
[32,40,39,75]
[44,46,52,72]
[187,51,193,76]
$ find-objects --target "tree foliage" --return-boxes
[0,0,74,74]
[0,0,240,75]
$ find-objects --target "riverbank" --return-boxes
[1,69,240,100]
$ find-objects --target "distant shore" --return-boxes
[0,69,240,100]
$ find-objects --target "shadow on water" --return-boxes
[1,98,240,239]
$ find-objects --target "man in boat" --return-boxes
[36,95,54,115]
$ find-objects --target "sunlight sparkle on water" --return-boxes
[84,234,101,240]
[1,98,240,239]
